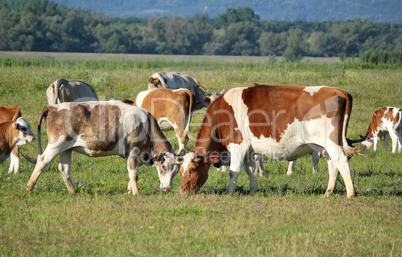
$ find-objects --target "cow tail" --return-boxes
[37,106,50,156]
[342,93,367,156]
[21,106,49,164]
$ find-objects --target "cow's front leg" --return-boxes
[127,150,140,195]
[8,147,19,174]
[243,157,260,194]
[58,150,75,195]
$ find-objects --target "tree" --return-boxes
[283,29,305,62]
[215,6,260,28]
[258,31,287,56]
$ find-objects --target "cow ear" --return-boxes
[13,122,19,130]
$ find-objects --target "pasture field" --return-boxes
[0,52,401,256]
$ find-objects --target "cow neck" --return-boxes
[148,113,174,156]
[0,121,15,152]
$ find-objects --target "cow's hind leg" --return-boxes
[325,155,355,198]
[8,147,19,174]
[126,150,140,195]
[389,130,398,153]
[287,160,296,176]
[384,133,390,152]
[58,150,75,194]
[324,159,338,197]
[26,145,62,192]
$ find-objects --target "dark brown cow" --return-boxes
[123,88,193,152]
[361,107,401,153]
[25,101,182,195]
[0,105,23,173]
[180,85,366,197]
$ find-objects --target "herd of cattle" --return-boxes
[1,72,401,197]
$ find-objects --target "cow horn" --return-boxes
[348,133,368,145]
[220,86,226,94]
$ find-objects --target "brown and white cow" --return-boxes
[0,105,23,173]
[0,117,35,168]
[123,88,193,152]
[25,101,182,195]
[46,78,98,104]
[361,107,402,153]
[147,72,220,112]
[179,85,366,198]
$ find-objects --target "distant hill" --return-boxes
[53,0,401,23]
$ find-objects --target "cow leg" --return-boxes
[383,133,389,152]
[253,155,266,176]
[243,157,259,193]
[287,160,296,176]
[324,160,338,197]
[26,145,62,192]
[336,155,355,198]
[227,149,246,193]
[312,152,319,173]
[389,130,398,153]
[126,150,140,195]
[58,150,76,194]
[177,132,188,153]
[8,147,19,174]
[398,131,402,153]
[373,136,378,151]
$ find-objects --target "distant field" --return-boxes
[0,51,343,64]
[0,52,400,256]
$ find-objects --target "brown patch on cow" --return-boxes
[241,85,350,146]
[139,88,193,136]
[193,93,243,154]
[45,104,122,152]
[122,99,134,105]
[0,105,21,123]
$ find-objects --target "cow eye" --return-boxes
[20,126,27,132]
[191,169,196,173]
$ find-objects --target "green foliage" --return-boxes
[360,49,402,65]
[1,1,402,58]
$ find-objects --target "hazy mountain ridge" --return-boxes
[53,0,401,23]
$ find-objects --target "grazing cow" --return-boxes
[147,72,221,111]
[0,117,35,167]
[361,107,402,153]
[123,88,193,152]
[46,78,98,104]
[0,105,22,173]
[25,101,182,195]
[179,85,366,198]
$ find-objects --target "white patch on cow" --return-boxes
[135,90,153,107]
[158,117,177,130]
[181,152,196,176]
[303,86,327,96]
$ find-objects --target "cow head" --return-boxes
[153,151,184,192]
[203,87,225,105]
[179,152,221,193]
[13,117,35,145]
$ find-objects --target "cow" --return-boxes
[0,105,23,173]
[25,101,183,195]
[361,107,402,153]
[179,85,366,198]
[0,117,35,168]
[46,78,98,104]
[147,72,221,112]
[123,88,193,152]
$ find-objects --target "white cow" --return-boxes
[46,78,98,104]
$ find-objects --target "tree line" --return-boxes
[1,0,401,61]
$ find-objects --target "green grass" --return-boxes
[0,52,401,256]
